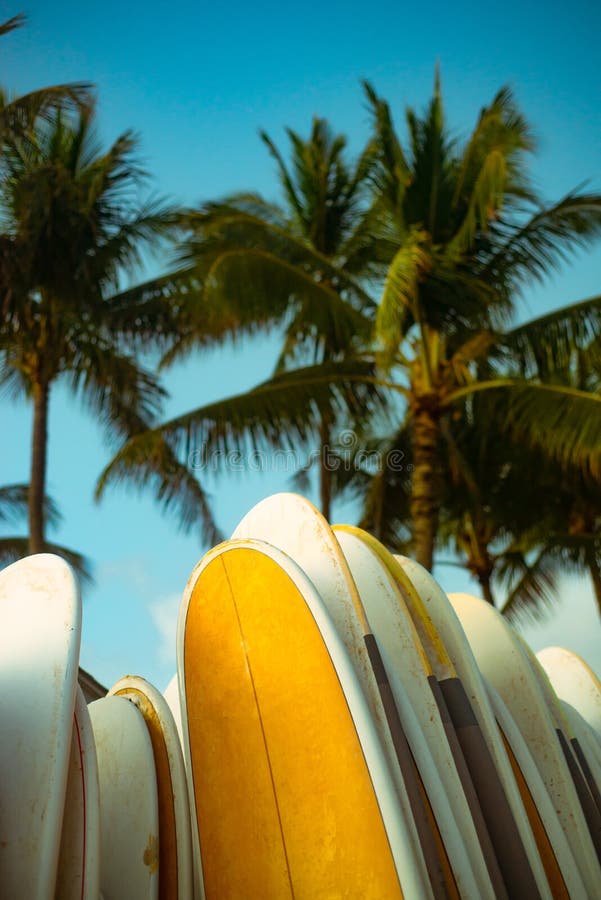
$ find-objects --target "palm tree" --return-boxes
[100,76,601,566]
[360,73,601,569]
[98,117,389,522]
[167,118,388,519]
[0,483,91,580]
[0,102,179,554]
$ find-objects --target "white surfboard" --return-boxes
[178,538,422,898]
[358,543,537,898]
[537,646,601,742]
[163,672,184,749]
[232,494,438,898]
[394,556,553,900]
[485,681,587,899]
[517,635,601,828]
[450,591,601,895]
[55,685,101,899]
[561,701,601,789]
[334,526,489,899]
[0,554,81,900]
[109,676,194,900]
[88,695,159,900]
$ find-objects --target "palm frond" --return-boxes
[452,86,535,217]
[259,131,305,222]
[0,85,92,145]
[86,201,177,291]
[501,293,601,380]
[363,81,411,215]
[498,548,559,622]
[184,203,375,310]
[0,484,61,528]
[64,339,165,440]
[96,432,222,545]
[449,380,601,479]
[109,360,386,475]
[376,228,430,360]
[481,193,601,293]
[106,267,200,347]
[206,249,373,361]
[0,13,26,37]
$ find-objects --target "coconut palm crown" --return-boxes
[361,72,601,569]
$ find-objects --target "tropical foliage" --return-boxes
[2,28,600,626]
[358,75,601,571]
[0,483,91,581]
[97,118,389,521]
[0,101,178,553]
[102,72,601,597]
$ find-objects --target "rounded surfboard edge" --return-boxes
[0,553,81,900]
[163,672,184,749]
[342,531,539,900]
[485,680,586,899]
[88,695,160,900]
[177,536,428,899]
[394,555,553,900]
[334,525,489,900]
[537,646,601,742]
[110,675,194,900]
[560,701,601,794]
[449,591,601,895]
[55,685,101,900]
[517,636,601,836]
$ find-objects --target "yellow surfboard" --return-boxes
[177,538,411,899]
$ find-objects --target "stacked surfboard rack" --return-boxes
[1,493,600,899]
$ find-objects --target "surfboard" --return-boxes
[561,701,601,791]
[232,494,441,897]
[163,672,184,749]
[55,685,101,900]
[538,646,601,742]
[88,695,160,900]
[333,525,490,899]
[449,591,601,895]
[178,537,424,899]
[110,676,194,900]
[394,556,553,900]
[350,539,533,899]
[0,553,81,900]
[517,635,601,830]
[485,680,586,899]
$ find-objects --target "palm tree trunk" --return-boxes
[319,414,332,522]
[29,379,49,554]
[478,572,496,606]
[410,406,440,571]
[585,546,601,620]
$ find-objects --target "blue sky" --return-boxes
[2,1,601,689]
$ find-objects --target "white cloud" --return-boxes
[98,557,154,593]
[149,592,181,665]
